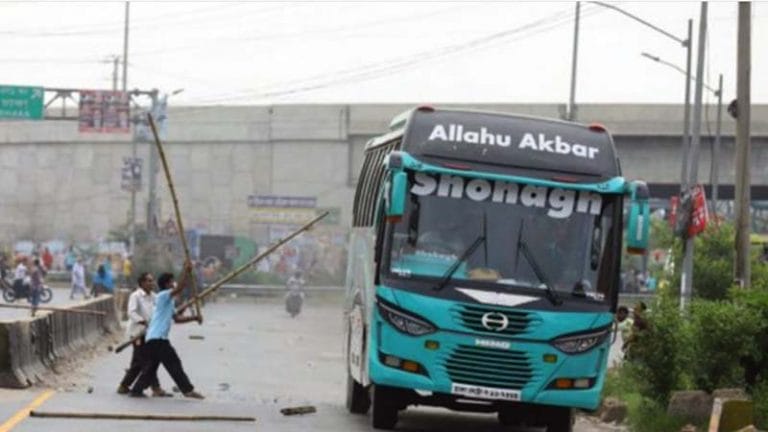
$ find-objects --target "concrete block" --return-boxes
[668,390,713,425]
[708,397,754,432]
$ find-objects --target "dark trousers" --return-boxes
[131,339,194,394]
[119,340,160,389]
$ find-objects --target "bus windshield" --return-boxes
[384,172,617,301]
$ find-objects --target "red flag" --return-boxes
[687,185,709,237]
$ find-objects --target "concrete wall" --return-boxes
[0,296,118,388]
[0,103,766,243]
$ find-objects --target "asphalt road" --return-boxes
[0,294,625,432]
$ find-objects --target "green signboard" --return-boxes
[0,85,44,120]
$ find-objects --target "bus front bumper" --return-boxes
[368,310,610,411]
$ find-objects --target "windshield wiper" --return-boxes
[517,239,563,306]
[433,235,485,292]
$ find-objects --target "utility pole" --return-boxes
[680,19,694,192]
[567,1,581,121]
[123,1,136,254]
[680,2,707,310]
[734,1,751,288]
[111,56,119,92]
[146,90,161,237]
[711,73,723,214]
[122,2,129,94]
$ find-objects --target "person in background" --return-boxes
[29,259,45,317]
[70,257,88,300]
[42,247,53,272]
[64,246,76,272]
[122,255,133,288]
[615,306,634,353]
[102,256,115,294]
[12,257,29,302]
[0,253,9,281]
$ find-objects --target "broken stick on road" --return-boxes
[30,410,255,422]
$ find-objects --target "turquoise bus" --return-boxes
[343,107,649,431]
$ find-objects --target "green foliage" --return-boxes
[688,300,761,391]
[753,379,768,429]
[603,368,687,432]
[629,399,688,432]
[625,299,691,405]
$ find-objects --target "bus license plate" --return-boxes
[451,383,521,401]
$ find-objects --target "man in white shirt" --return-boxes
[69,257,88,300]
[12,259,28,301]
[117,272,170,396]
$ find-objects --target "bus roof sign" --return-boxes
[401,109,620,180]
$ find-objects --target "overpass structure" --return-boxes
[0,103,766,242]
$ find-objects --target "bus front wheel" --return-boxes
[345,372,370,414]
[371,385,399,430]
[543,407,573,432]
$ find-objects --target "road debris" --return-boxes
[188,335,205,340]
[30,411,256,422]
[280,405,316,416]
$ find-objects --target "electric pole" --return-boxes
[734,1,751,288]
[123,1,136,255]
[711,73,723,214]
[146,90,161,237]
[680,2,707,310]
[567,1,581,121]
[112,56,119,92]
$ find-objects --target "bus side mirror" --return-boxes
[626,181,650,255]
[385,171,407,222]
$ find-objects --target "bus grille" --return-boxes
[451,304,534,336]
[443,345,534,390]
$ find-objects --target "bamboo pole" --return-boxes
[147,113,202,322]
[30,411,255,422]
[0,303,106,316]
[114,211,328,353]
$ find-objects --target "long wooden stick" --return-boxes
[147,113,202,322]
[30,411,255,422]
[175,211,328,313]
[114,211,328,353]
[0,303,106,316]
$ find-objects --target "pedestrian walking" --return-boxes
[42,247,53,272]
[122,255,133,288]
[29,259,45,317]
[130,265,204,399]
[117,272,170,397]
[70,257,88,300]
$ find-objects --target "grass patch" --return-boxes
[603,367,690,432]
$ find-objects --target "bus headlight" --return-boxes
[551,328,610,354]
[377,300,436,336]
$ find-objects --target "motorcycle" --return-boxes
[285,276,305,318]
[2,277,53,304]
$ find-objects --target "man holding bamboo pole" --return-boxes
[130,264,203,399]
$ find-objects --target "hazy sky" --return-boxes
[0,1,765,106]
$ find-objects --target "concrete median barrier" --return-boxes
[0,295,118,388]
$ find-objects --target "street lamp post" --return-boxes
[640,54,723,216]
[577,2,695,308]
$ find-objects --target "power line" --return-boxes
[180,5,601,106]
[130,3,475,57]
[0,3,261,38]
